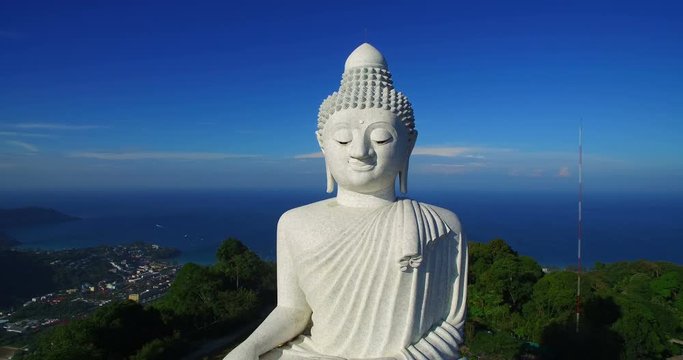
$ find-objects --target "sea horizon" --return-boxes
[1,188,682,268]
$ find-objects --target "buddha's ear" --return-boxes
[407,130,418,155]
[316,131,325,154]
[400,130,418,195]
[316,130,335,193]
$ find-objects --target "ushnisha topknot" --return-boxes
[317,43,415,140]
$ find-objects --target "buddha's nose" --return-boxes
[349,138,374,160]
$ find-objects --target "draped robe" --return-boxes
[262,199,468,360]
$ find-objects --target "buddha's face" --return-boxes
[321,108,415,194]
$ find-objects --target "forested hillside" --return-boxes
[465,239,683,359]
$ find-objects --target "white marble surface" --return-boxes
[224,43,467,360]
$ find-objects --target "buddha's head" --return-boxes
[317,43,418,195]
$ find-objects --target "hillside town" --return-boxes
[0,243,180,351]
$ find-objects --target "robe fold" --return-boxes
[261,199,467,360]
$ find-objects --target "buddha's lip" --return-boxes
[348,159,376,171]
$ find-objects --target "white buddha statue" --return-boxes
[225,43,468,360]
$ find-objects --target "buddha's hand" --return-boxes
[223,343,258,360]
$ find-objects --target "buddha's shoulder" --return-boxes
[276,198,462,233]
[415,201,462,234]
[277,198,337,228]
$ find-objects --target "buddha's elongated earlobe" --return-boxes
[317,130,334,193]
[400,131,417,194]
[326,163,335,193]
[399,159,409,194]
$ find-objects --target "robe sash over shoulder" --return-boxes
[262,199,468,360]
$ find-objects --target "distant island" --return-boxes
[0,231,20,249]
[0,207,80,229]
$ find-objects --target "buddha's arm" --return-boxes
[224,214,312,359]
[399,215,469,360]
[231,305,311,357]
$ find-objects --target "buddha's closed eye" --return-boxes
[333,129,352,145]
[370,128,393,145]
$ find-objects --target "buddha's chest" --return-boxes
[287,218,425,356]
[291,219,409,307]
[287,209,380,254]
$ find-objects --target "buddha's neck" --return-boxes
[336,186,396,208]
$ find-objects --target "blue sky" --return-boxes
[1,1,681,193]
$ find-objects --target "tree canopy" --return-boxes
[464,239,683,360]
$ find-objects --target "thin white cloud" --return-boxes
[413,147,474,157]
[507,168,521,177]
[558,166,571,177]
[68,151,258,160]
[531,169,544,177]
[424,164,468,174]
[421,163,485,174]
[463,154,486,159]
[0,131,53,138]
[508,168,546,178]
[14,123,104,130]
[294,152,324,159]
[6,140,39,152]
[413,146,511,158]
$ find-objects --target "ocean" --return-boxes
[1,189,682,267]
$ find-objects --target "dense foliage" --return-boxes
[18,238,276,360]
[25,301,170,360]
[0,250,57,308]
[465,239,683,359]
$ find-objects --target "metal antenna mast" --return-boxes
[576,122,583,333]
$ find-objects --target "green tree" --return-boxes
[26,301,167,360]
[129,336,183,360]
[468,239,543,334]
[466,330,523,360]
[519,271,584,341]
[613,298,677,360]
[216,238,248,263]
[154,263,226,329]
[129,338,168,360]
[27,320,102,360]
[154,241,268,332]
[215,238,266,289]
[88,301,169,358]
[651,271,681,302]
